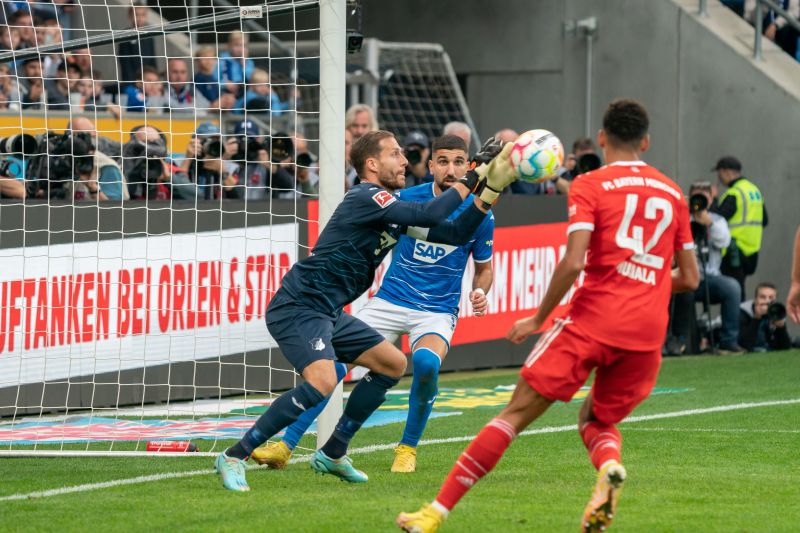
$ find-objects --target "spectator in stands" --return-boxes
[44,61,79,111]
[774,1,800,60]
[402,130,433,188]
[743,0,799,50]
[34,17,62,76]
[8,9,36,48]
[345,103,377,140]
[19,57,43,109]
[194,46,235,109]
[712,156,768,299]
[233,68,290,115]
[117,2,157,84]
[739,282,791,351]
[69,116,122,160]
[67,47,93,76]
[123,65,165,113]
[494,128,517,144]
[0,25,21,53]
[0,62,20,110]
[75,70,120,116]
[166,57,209,113]
[219,31,255,97]
[442,121,471,150]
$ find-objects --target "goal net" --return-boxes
[0,0,329,456]
[0,0,477,457]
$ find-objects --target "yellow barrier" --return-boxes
[0,112,217,154]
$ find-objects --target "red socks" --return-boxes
[434,418,517,511]
[580,421,622,470]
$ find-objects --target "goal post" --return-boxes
[315,0,346,448]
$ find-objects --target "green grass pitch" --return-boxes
[1,350,799,532]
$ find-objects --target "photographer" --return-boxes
[225,121,295,200]
[402,131,432,188]
[123,125,195,200]
[683,181,744,353]
[180,122,239,200]
[738,282,791,352]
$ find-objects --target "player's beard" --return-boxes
[438,174,457,191]
[378,167,405,192]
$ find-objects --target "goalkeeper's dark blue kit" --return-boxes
[267,181,487,372]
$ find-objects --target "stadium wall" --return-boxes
[363,0,800,333]
[0,196,566,416]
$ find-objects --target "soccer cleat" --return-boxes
[396,503,446,533]
[581,461,626,532]
[251,440,292,469]
[391,444,417,473]
[310,449,368,483]
[214,452,250,492]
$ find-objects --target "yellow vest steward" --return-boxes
[721,178,763,256]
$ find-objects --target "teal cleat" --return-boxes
[310,450,368,483]
[215,452,250,492]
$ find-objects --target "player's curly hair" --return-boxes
[350,130,395,177]
[602,98,649,148]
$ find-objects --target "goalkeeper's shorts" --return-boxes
[266,290,384,373]
[520,317,661,425]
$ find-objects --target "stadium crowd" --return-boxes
[722,0,800,61]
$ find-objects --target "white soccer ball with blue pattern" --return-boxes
[509,129,564,183]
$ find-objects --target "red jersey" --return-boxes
[566,161,694,351]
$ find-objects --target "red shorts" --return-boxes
[520,317,662,425]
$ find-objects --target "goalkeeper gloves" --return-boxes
[459,136,504,192]
[475,142,518,206]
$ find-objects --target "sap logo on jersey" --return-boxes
[413,241,457,263]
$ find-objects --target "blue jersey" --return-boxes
[278,181,488,317]
[377,183,494,315]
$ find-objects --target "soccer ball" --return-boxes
[509,129,565,183]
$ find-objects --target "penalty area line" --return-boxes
[1,397,797,502]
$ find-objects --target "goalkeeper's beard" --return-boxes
[377,167,406,192]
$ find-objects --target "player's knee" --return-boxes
[412,348,441,383]
[303,364,339,396]
[384,350,407,378]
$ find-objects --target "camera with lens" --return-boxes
[690,192,709,213]
[202,137,222,159]
[575,152,602,175]
[124,136,168,185]
[767,302,787,322]
[0,133,40,178]
[405,147,423,167]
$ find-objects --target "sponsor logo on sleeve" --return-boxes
[371,190,397,208]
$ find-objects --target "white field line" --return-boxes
[1,398,797,502]
[624,427,800,434]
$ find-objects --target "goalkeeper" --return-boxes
[252,135,494,473]
[215,131,518,491]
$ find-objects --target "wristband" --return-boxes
[477,183,500,207]
[472,288,485,297]
[458,168,481,192]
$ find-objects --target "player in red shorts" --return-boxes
[397,99,700,533]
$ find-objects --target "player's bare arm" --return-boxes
[470,260,493,316]
[671,248,700,293]
[507,229,591,343]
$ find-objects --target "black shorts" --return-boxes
[266,290,385,374]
